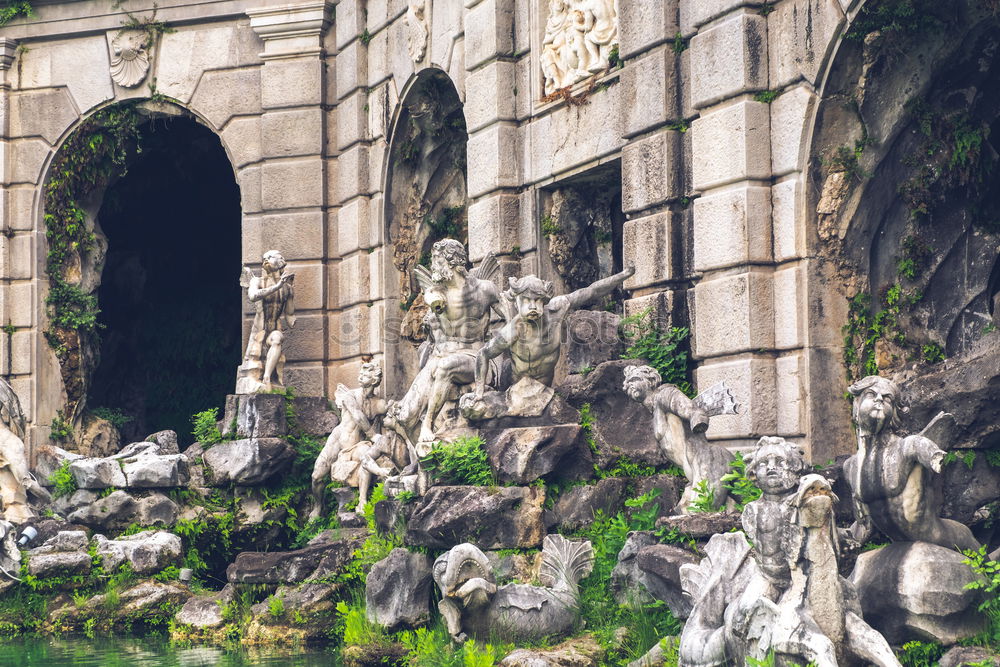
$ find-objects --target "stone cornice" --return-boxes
[247,1,333,60]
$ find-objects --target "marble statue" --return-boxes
[477,268,634,393]
[309,362,396,520]
[540,0,619,95]
[623,365,738,513]
[386,240,502,458]
[679,436,901,667]
[405,0,428,62]
[843,375,979,551]
[236,250,295,394]
[433,534,593,643]
[0,379,37,524]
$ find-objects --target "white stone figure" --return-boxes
[541,0,618,95]
[622,366,738,513]
[405,0,428,62]
[109,30,150,88]
[0,378,37,524]
[433,535,593,643]
[236,250,295,394]
[309,362,397,520]
[843,375,979,551]
[385,240,502,461]
[679,437,901,667]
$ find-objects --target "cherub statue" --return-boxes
[680,436,901,667]
[236,250,295,394]
[0,379,40,524]
[309,362,397,520]
[622,365,738,513]
[842,375,979,551]
[387,240,503,455]
[470,268,634,397]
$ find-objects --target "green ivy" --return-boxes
[620,308,693,397]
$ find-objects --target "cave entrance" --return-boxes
[87,116,241,444]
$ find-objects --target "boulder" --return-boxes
[291,396,339,437]
[941,453,1000,524]
[34,446,83,485]
[654,512,741,539]
[556,360,665,466]
[31,530,88,554]
[227,529,367,584]
[175,596,224,629]
[610,531,658,605]
[51,489,100,518]
[94,531,182,574]
[67,490,139,531]
[136,494,179,527]
[26,551,91,579]
[939,646,999,667]
[365,548,433,630]
[19,519,78,548]
[121,454,189,488]
[483,425,591,484]
[632,475,686,520]
[98,581,191,618]
[247,582,341,640]
[546,477,630,531]
[500,634,604,666]
[79,416,120,458]
[69,457,126,489]
[202,438,294,485]
[222,394,287,439]
[635,544,700,618]
[565,310,624,375]
[144,430,180,454]
[851,541,986,644]
[405,486,545,550]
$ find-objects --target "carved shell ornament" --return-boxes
[110,30,150,88]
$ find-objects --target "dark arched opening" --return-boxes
[87,117,241,443]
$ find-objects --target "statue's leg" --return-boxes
[263,330,284,390]
[308,438,339,522]
[419,354,474,443]
[356,467,372,514]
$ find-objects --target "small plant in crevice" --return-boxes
[49,411,73,442]
[90,407,133,431]
[941,450,975,470]
[190,407,224,445]
[607,43,622,68]
[421,436,496,487]
[720,451,762,510]
[48,459,77,499]
[540,214,561,237]
[921,342,945,364]
[620,308,693,397]
[754,90,779,104]
[687,479,717,513]
[896,639,945,667]
[671,31,687,53]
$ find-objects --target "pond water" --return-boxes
[0,637,344,666]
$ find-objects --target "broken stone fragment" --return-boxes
[405,485,546,550]
[93,530,182,574]
[365,548,433,631]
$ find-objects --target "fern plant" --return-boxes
[421,436,496,486]
[720,452,762,510]
[620,308,693,397]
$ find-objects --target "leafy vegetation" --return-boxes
[720,451,762,510]
[49,411,73,442]
[48,459,77,499]
[897,640,945,667]
[421,436,497,487]
[620,308,693,397]
[0,1,32,27]
[190,408,224,445]
[843,0,943,41]
[687,480,717,513]
[753,90,779,104]
[90,407,133,431]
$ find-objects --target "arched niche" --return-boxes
[382,68,469,394]
[39,100,242,447]
[807,0,1000,379]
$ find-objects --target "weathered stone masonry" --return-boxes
[0,0,878,463]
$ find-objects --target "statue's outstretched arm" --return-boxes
[558,266,635,311]
[905,434,946,473]
[246,277,287,302]
[475,324,513,396]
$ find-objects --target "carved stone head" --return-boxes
[622,365,661,402]
[358,362,383,389]
[746,436,807,496]
[262,250,287,273]
[507,275,554,322]
[848,375,903,438]
[430,239,468,283]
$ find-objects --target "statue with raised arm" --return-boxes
[842,375,979,551]
[388,240,503,458]
[622,365,738,513]
[0,379,39,524]
[309,362,398,520]
[472,268,634,397]
[236,250,295,394]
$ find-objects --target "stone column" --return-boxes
[0,38,18,379]
[684,2,777,450]
[464,0,523,270]
[247,1,333,397]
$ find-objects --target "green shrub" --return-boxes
[90,407,133,430]
[48,459,77,499]
[620,308,693,397]
[421,436,496,486]
[267,595,285,618]
[190,407,223,444]
[962,545,1000,648]
[687,479,717,513]
[897,640,944,667]
[720,451,762,510]
[49,411,73,442]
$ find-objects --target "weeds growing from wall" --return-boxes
[620,308,693,397]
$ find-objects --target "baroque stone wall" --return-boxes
[0,0,887,463]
